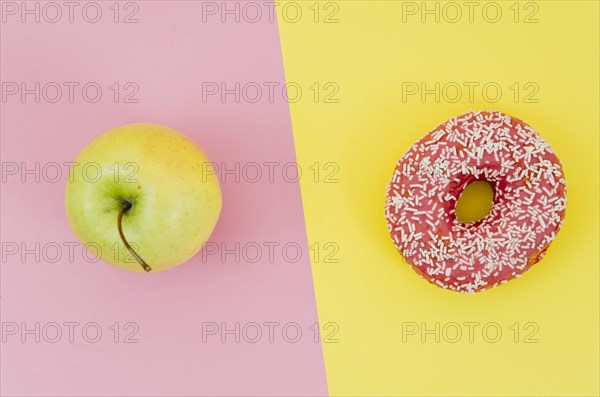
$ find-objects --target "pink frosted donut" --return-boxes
[384,110,566,293]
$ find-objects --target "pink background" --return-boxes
[0,2,327,396]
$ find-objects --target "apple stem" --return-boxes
[117,200,152,272]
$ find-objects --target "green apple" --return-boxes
[65,123,222,272]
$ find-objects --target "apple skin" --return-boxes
[65,123,222,272]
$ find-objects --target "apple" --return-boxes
[64,123,222,272]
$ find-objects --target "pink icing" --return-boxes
[384,110,567,293]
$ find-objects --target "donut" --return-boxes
[384,110,566,293]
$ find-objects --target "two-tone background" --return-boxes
[1,1,598,396]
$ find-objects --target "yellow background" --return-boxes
[277,1,599,396]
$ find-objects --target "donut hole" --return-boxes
[455,180,495,224]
